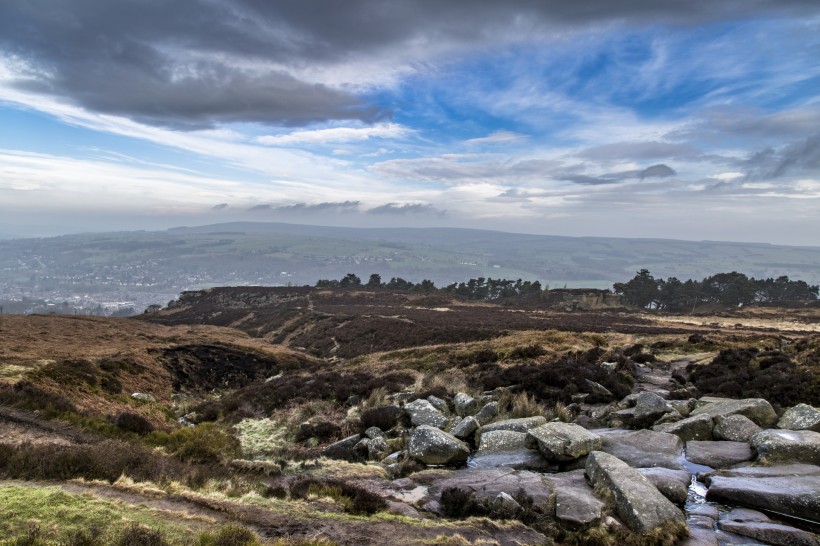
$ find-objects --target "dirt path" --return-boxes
[0,406,100,446]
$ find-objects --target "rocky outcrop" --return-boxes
[778,403,820,433]
[654,413,713,442]
[712,414,762,442]
[690,397,777,427]
[551,469,606,527]
[751,429,820,465]
[585,451,685,533]
[404,399,449,429]
[527,422,601,462]
[407,425,470,465]
[717,508,820,546]
[707,472,820,523]
[685,440,754,468]
[597,429,684,470]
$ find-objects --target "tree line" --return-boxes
[613,269,819,311]
[315,273,542,300]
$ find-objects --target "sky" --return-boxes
[0,1,819,245]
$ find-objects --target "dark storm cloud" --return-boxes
[742,134,820,180]
[559,164,676,185]
[366,203,443,215]
[1,0,814,128]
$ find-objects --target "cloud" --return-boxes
[743,134,820,180]
[273,201,362,213]
[466,130,528,144]
[1,1,813,128]
[370,155,565,184]
[579,141,700,161]
[256,124,410,146]
[212,203,229,210]
[558,163,677,185]
[366,203,444,215]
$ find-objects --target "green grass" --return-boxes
[0,485,208,545]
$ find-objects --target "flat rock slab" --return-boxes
[596,428,684,470]
[586,451,685,533]
[527,422,602,462]
[550,469,606,527]
[428,467,554,508]
[685,440,755,468]
[706,474,820,523]
[752,429,820,465]
[691,397,777,427]
[718,508,820,546]
[638,467,690,504]
[469,449,555,471]
[709,463,820,479]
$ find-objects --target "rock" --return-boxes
[427,395,450,415]
[477,416,547,441]
[471,430,553,471]
[609,408,637,428]
[670,400,692,418]
[713,414,762,442]
[718,507,820,546]
[404,399,449,429]
[450,416,479,440]
[353,437,371,456]
[585,451,685,533]
[708,462,820,480]
[633,392,673,425]
[368,437,390,460]
[492,492,522,518]
[527,422,602,462]
[364,426,386,440]
[322,434,362,459]
[407,425,470,465]
[751,429,820,465]
[551,469,605,527]
[583,379,613,399]
[653,409,683,426]
[429,467,554,508]
[686,440,755,468]
[596,429,684,470]
[690,397,778,427]
[638,467,690,505]
[706,473,820,522]
[474,401,498,425]
[778,403,820,433]
[454,393,479,417]
[654,414,713,442]
[131,392,155,402]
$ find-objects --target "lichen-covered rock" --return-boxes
[638,467,690,505]
[707,473,820,523]
[691,397,777,427]
[477,430,529,453]
[492,492,523,518]
[368,437,390,460]
[477,416,547,442]
[364,426,386,440]
[713,414,762,442]
[778,403,820,433]
[654,413,713,442]
[474,401,498,425]
[634,392,673,425]
[527,422,602,462]
[597,428,684,470]
[472,430,553,470]
[551,469,606,527]
[453,392,479,417]
[585,451,685,533]
[685,440,755,468]
[450,415,479,440]
[427,395,450,415]
[407,425,470,465]
[404,399,449,428]
[751,429,820,465]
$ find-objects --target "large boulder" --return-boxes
[596,429,684,470]
[404,399,449,429]
[429,467,555,509]
[691,397,777,427]
[707,473,820,523]
[653,413,713,442]
[751,429,820,465]
[474,401,499,425]
[322,434,362,459]
[685,440,755,469]
[526,422,602,462]
[472,430,554,471]
[407,425,470,465]
[551,469,606,527]
[450,416,479,440]
[585,451,685,533]
[633,392,674,425]
[453,393,479,417]
[778,403,820,433]
[717,508,820,546]
[712,414,762,442]
[477,416,547,441]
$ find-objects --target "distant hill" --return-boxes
[1,221,819,313]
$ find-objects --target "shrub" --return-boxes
[114,524,169,546]
[196,524,259,546]
[167,423,240,463]
[115,412,154,435]
[294,421,341,443]
[290,477,387,515]
[0,381,77,416]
